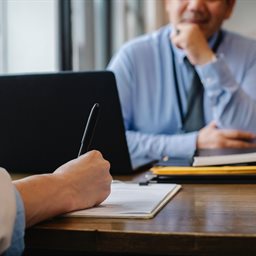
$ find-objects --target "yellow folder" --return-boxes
[151,165,256,176]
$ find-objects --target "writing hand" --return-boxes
[54,150,112,210]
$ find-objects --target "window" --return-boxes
[71,0,167,71]
[0,0,59,74]
[1,0,254,74]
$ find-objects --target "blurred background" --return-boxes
[0,0,255,74]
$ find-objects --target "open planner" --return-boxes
[65,182,181,219]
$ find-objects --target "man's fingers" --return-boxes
[221,130,256,140]
[222,139,256,148]
[207,121,217,129]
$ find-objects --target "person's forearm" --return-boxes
[197,56,256,133]
[126,130,197,160]
[216,88,256,132]
[13,173,72,227]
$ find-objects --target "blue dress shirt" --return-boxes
[108,25,256,161]
[4,188,25,256]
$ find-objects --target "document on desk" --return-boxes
[65,182,181,219]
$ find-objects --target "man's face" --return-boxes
[165,0,236,38]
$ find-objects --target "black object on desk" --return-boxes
[155,157,192,167]
[151,148,256,184]
[151,174,256,184]
[0,71,137,175]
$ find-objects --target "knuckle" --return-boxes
[233,131,239,137]
[102,160,111,172]
[100,160,111,174]
[90,150,102,158]
[105,160,111,170]
[215,138,225,148]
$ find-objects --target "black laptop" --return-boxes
[0,71,150,174]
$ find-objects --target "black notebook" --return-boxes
[155,148,256,167]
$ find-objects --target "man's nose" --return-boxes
[186,0,206,11]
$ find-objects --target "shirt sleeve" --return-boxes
[197,54,256,133]
[0,169,16,254]
[126,130,198,160]
[108,43,198,160]
[3,187,25,256]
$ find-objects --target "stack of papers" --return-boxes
[151,149,256,177]
[193,152,256,167]
[65,182,181,219]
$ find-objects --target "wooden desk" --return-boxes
[24,172,256,256]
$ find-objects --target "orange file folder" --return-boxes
[151,165,256,176]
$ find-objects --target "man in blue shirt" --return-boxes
[108,0,256,161]
[0,150,111,256]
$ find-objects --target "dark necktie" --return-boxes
[180,31,223,133]
[182,57,205,132]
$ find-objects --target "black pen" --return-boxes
[78,103,100,157]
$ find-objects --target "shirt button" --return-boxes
[205,77,214,85]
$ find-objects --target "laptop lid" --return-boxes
[0,71,135,174]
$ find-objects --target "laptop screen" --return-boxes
[0,71,134,174]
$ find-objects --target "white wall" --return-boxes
[223,0,256,39]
